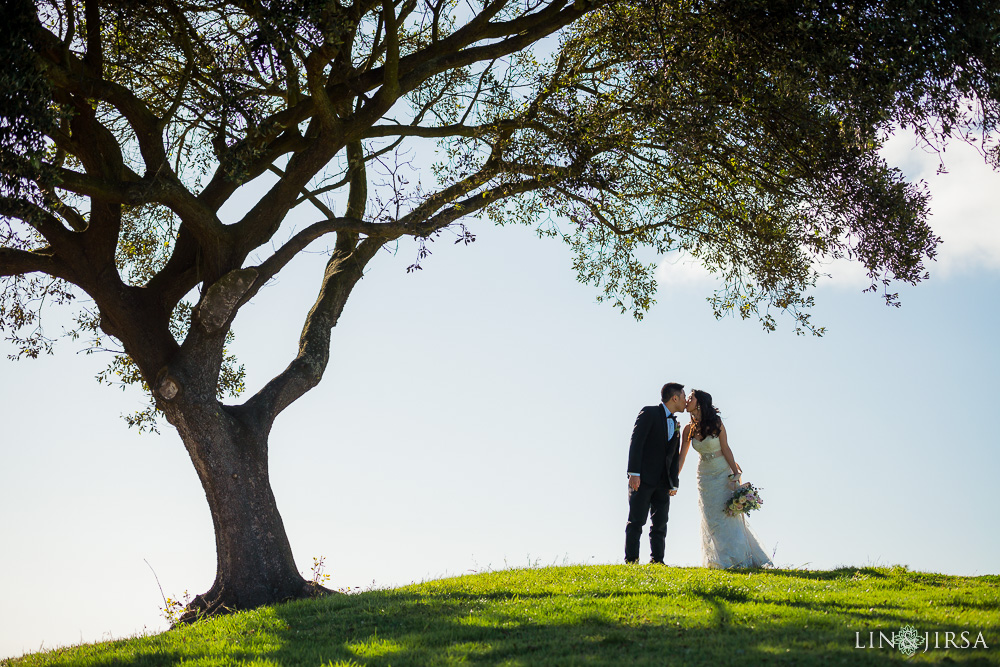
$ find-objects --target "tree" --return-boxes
[2,0,998,619]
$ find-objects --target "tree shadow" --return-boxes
[30,568,998,667]
[759,566,891,581]
[257,585,995,666]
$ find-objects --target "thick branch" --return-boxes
[231,136,344,261]
[198,104,317,211]
[33,19,170,174]
[305,43,340,124]
[481,0,572,39]
[380,0,401,97]
[244,237,383,423]
[200,1,599,218]
[344,140,367,221]
[0,198,76,250]
[144,225,200,309]
[201,103,310,189]
[430,0,510,52]
[53,166,126,201]
[362,118,537,139]
[407,175,556,232]
[246,216,367,295]
[339,1,595,101]
[53,166,218,239]
[82,0,102,76]
[0,247,75,281]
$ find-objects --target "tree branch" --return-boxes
[406,175,556,233]
[198,106,316,210]
[82,0,102,76]
[337,0,595,103]
[362,118,536,139]
[246,216,368,294]
[0,247,75,281]
[53,166,127,201]
[230,135,344,262]
[267,164,337,220]
[0,197,78,253]
[199,0,601,218]
[244,237,383,424]
[380,0,401,97]
[144,225,200,310]
[33,21,171,175]
[550,184,712,238]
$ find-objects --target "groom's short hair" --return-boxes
[661,383,685,403]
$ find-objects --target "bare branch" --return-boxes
[0,197,77,250]
[0,247,74,281]
[244,236,383,423]
[345,140,367,221]
[459,59,496,126]
[247,216,366,292]
[267,164,337,219]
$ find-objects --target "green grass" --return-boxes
[5,565,998,666]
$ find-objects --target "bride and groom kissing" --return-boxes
[625,382,772,569]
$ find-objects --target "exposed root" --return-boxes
[173,580,340,627]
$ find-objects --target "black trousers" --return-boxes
[624,479,671,563]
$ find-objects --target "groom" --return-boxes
[625,382,685,564]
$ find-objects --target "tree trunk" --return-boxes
[168,399,326,622]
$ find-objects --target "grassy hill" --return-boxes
[4,565,998,666]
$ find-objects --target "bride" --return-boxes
[678,390,772,569]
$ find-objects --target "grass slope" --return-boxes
[5,565,998,666]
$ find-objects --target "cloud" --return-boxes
[881,130,1000,279]
[812,256,874,290]
[655,251,719,288]
[655,249,876,293]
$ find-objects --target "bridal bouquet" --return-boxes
[725,482,763,517]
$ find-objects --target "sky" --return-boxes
[1,128,998,659]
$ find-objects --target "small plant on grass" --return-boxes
[160,590,191,626]
[308,556,331,588]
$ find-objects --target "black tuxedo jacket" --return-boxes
[627,404,680,489]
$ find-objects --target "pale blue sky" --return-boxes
[1,131,998,659]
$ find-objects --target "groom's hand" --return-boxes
[669,489,678,496]
[628,475,640,491]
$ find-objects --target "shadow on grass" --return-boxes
[255,589,996,667]
[762,567,986,590]
[759,566,893,581]
[22,567,999,667]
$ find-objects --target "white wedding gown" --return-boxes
[693,436,773,569]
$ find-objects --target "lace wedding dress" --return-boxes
[693,436,773,569]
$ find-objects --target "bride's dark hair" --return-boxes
[692,389,722,439]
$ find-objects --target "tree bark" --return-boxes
[166,398,326,622]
